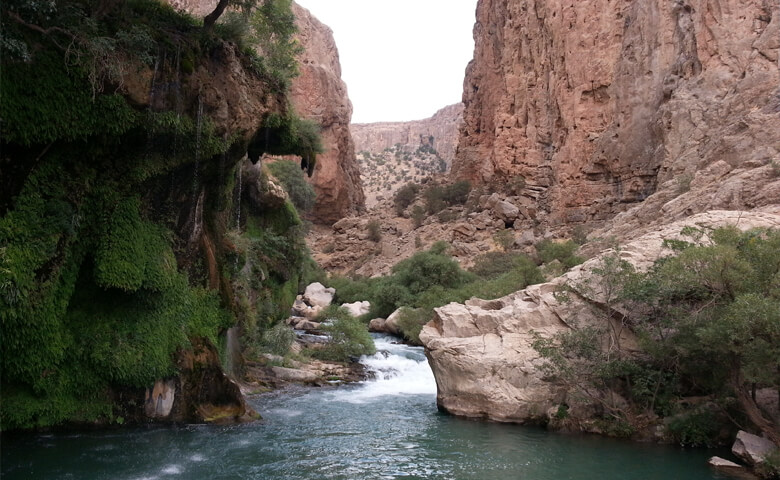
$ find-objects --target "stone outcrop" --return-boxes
[351,103,464,168]
[420,209,780,425]
[732,430,779,466]
[454,0,780,233]
[291,3,365,224]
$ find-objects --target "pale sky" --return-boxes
[295,0,477,124]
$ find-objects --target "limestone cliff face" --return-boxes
[454,0,780,230]
[291,3,366,224]
[351,103,464,169]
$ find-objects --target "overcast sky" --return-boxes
[295,0,478,124]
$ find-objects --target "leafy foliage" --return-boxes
[532,227,780,445]
[311,306,375,361]
[266,160,316,213]
[535,239,584,269]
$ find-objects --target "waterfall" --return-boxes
[332,334,437,404]
[193,93,203,195]
[235,162,242,228]
[144,56,160,159]
[224,326,242,378]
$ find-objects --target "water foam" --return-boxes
[334,335,436,403]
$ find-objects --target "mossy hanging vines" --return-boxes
[0,0,317,430]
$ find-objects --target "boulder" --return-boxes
[452,223,477,239]
[491,199,520,222]
[420,211,780,425]
[294,319,322,332]
[367,311,403,336]
[270,366,318,383]
[144,379,176,418]
[732,430,778,466]
[383,308,403,336]
[707,456,743,470]
[286,316,305,326]
[303,282,335,308]
[291,297,309,317]
[341,300,370,317]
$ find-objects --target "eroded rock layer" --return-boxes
[291,3,365,224]
[454,0,780,230]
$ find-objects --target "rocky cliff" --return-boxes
[291,3,365,224]
[454,0,780,233]
[351,103,464,169]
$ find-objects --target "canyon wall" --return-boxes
[454,0,780,232]
[351,103,464,169]
[291,3,365,224]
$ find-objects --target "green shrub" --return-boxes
[535,239,584,269]
[411,205,426,228]
[392,248,476,296]
[493,229,515,251]
[469,252,539,280]
[396,307,432,345]
[441,180,471,205]
[267,160,316,212]
[313,306,376,361]
[261,323,296,356]
[366,219,382,242]
[667,409,723,447]
[394,182,420,214]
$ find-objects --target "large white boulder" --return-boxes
[420,211,780,424]
[303,282,335,308]
[732,430,778,466]
[341,301,370,317]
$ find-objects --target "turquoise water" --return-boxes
[1,336,729,480]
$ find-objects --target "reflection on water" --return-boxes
[1,335,728,480]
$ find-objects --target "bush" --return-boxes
[312,306,375,361]
[267,160,317,213]
[441,180,471,205]
[394,182,420,213]
[535,239,584,269]
[396,308,432,345]
[261,323,296,356]
[392,249,476,295]
[411,205,426,228]
[493,229,514,251]
[366,219,382,242]
[469,252,539,280]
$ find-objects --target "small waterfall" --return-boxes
[235,162,242,228]
[224,326,242,378]
[172,44,182,160]
[144,56,160,159]
[192,93,204,195]
[333,334,437,403]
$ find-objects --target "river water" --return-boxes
[2,335,729,480]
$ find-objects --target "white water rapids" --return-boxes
[333,334,437,403]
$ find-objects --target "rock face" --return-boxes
[454,0,780,232]
[732,430,779,466]
[420,209,780,424]
[351,103,464,169]
[291,3,366,224]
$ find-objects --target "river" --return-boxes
[1,335,730,479]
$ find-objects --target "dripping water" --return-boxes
[193,93,204,195]
[235,163,242,229]
[145,55,160,160]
